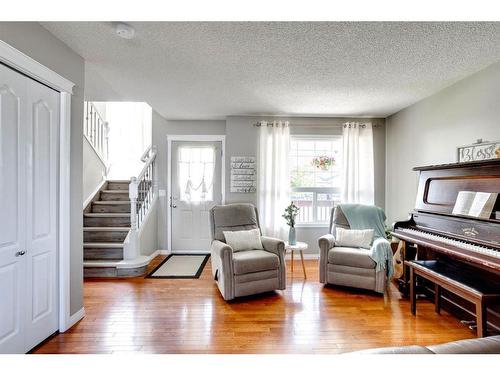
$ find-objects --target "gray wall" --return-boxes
[153,114,386,254]
[386,61,500,225]
[82,138,106,203]
[152,112,226,249]
[225,116,386,254]
[0,22,85,314]
[138,198,159,256]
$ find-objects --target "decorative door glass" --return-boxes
[178,146,215,202]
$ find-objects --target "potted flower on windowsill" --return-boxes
[311,155,335,170]
[283,201,300,245]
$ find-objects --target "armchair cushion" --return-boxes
[223,228,263,251]
[211,204,260,242]
[328,247,376,269]
[330,206,350,234]
[233,250,280,275]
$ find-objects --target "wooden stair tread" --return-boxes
[93,201,130,204]
[83,227,130,231]
[101,190,129,193]
[84,213,130,217]
[84,242,124,248]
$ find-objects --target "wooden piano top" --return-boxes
[412,159,500,218]
[412,159,500,171]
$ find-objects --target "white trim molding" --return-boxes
[83,179,107,210]
[0,41,77,333]
[0,40,74,93]
[68,308,86,328]
[166,134,226,252]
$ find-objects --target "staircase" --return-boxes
[83,180,140,277]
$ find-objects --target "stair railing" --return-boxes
[83,102,109,162]
[125,146,157,260]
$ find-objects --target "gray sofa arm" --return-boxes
[318,234,335,250]
[261,236,286,290]
[211,239,233,260]
[210,240,234,300]
[318,234,335,283]
[261,236,285,256]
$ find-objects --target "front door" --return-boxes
[171,141,222,252]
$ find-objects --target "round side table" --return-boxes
[285,241,308,279]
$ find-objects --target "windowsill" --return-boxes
[295,223,330,229]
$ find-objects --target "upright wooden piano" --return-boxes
[392,159,500,337]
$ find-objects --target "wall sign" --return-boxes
[230,156,256,193]
[457,139,500,162]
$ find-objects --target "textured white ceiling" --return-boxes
[41,22,500,119]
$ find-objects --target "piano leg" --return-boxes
[475,301,486,338]
[434,284,441,314]
[410,267,416,315]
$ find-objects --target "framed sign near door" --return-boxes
[230,156,256,193]
[457,139,500,162]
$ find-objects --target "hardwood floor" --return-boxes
[33,256,475,354]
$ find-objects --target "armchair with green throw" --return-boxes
[209,203,286,301]
[318,204,393,293]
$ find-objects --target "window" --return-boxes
[178,146,215,202]
[290,136,342,225]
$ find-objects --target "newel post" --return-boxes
[125,177,139,260]
[152,145,158,196]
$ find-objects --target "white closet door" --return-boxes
[0,64,59,353]
[24,78,59,351]
[0,64,28,353]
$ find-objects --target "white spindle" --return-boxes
[83,102,108,162]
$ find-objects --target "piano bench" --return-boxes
[408,260,500,338]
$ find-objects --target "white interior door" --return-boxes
[0,64,59,353]
[171,141,222,252]
[24,78,59,350]
[0,63,27,354]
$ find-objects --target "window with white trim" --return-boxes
[290,135,342,225]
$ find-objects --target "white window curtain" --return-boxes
[257,121,290,238]
[341,122,375,205]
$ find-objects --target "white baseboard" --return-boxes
[83,179,106,209]
[147,249,171,258]
[285,253,319,260]
[66,307,85,331]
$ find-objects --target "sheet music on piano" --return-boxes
[452,190,498,219]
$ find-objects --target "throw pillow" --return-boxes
[223,228,263,251]
[335,227,374,249]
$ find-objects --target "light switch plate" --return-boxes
[159,189,166,197]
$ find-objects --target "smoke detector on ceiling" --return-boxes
[115,23,135,39]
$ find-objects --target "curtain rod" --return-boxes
[253,122,381,128]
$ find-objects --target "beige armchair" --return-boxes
[319,206,387,293]
[209,203,286,300]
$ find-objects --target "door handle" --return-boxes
[15,250,26,257]
[169,197,177,208]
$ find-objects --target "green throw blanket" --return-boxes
[338,204,394,278]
